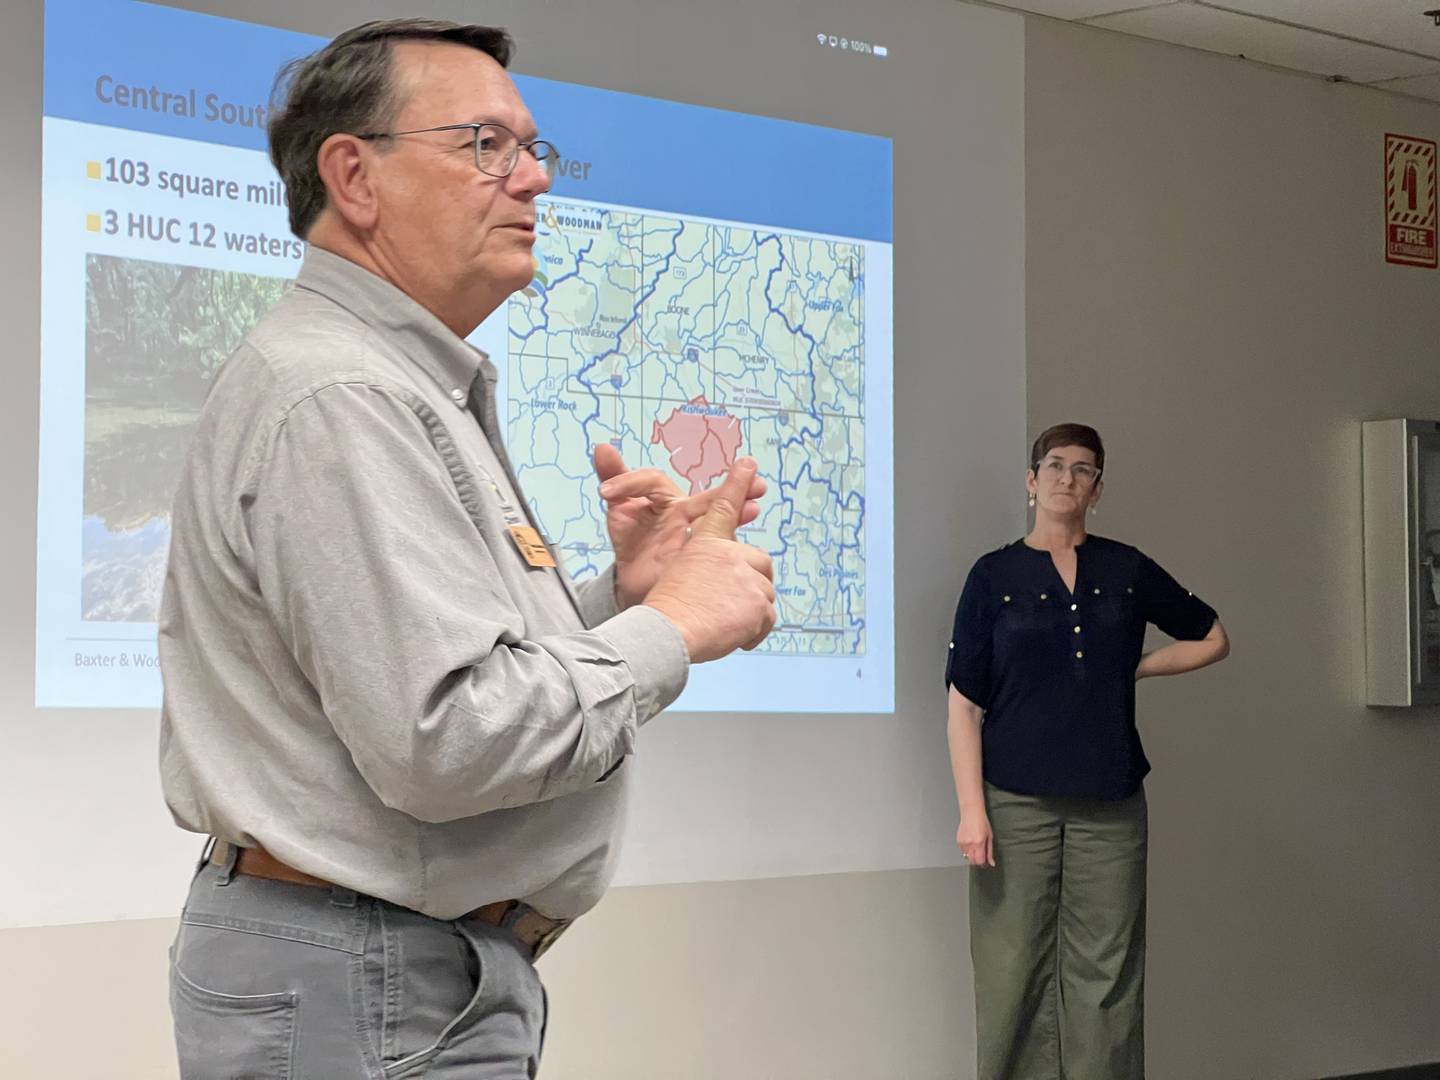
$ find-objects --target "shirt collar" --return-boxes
[292,245,494,402]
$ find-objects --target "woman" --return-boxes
[945,423,1229,1080]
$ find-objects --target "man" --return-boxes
[159,19,776,1078]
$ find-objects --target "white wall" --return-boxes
[1024,16,1440,1080]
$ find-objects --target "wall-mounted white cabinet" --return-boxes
[1363,419,1440,707]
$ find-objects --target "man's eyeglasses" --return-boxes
[356,121,559,181]
[1035,458,1102,485]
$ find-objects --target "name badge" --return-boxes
[476,463,557,569]
[507,525,557,568]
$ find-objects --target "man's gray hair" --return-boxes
[268,18,514,238]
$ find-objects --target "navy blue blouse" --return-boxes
[945,535,1217,800]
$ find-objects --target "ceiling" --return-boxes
[975,0,1440,104]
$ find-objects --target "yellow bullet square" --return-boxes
[86,161,101,180]
[85,214,101,232]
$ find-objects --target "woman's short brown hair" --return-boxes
[1030,423,1105,474]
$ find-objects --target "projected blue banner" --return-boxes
[44,0,892,242]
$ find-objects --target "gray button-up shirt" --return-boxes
[159,247,689,920]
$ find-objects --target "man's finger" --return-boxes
[692,458,758,540]
[676,474,768,520]
[740,545,774,581]
[598,467,680,503]
[741,603,777,650]
[593,442,629,486]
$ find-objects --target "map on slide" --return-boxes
[509,198,867,656]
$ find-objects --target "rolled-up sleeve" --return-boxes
[243,381,688,823]
[1137,553,1217,641]
[945,562,994,709]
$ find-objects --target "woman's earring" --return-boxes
[1089,506,1097,515]
[1028,495,1036,508]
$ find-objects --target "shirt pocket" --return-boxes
[996,596,1066,634]
[1087,584,1138,627]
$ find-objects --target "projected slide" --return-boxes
[37,0,894,712]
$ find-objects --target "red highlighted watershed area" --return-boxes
[650,396,744,495]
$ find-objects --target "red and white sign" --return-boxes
[1385,133,1437,269]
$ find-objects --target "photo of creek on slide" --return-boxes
[82,253,285,622]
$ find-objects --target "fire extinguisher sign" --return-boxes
[1385,133,1437,269]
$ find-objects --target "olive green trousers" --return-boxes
[969,782,1148,1080]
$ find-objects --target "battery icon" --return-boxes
[873,44,888,57]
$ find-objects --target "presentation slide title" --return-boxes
[94,74,268,130]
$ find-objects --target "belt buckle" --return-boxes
[529,917,569,961]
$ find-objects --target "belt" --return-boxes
[207,841,570,960]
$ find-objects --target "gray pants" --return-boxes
[969,782,1148,1080]
[170,850,548,1078]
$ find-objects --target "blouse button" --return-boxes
[1003,595,1011,603]
[1070,603,1078,611]
[1127,587,1134,594]
[1073,625,1081,633]
[450,388,466,404]
[1093,587,1101,595]
[1040,593,1048,600]
[1075,650,1084,659]
[948,643,954,649]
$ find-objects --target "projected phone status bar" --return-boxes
[815,32,888,57]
